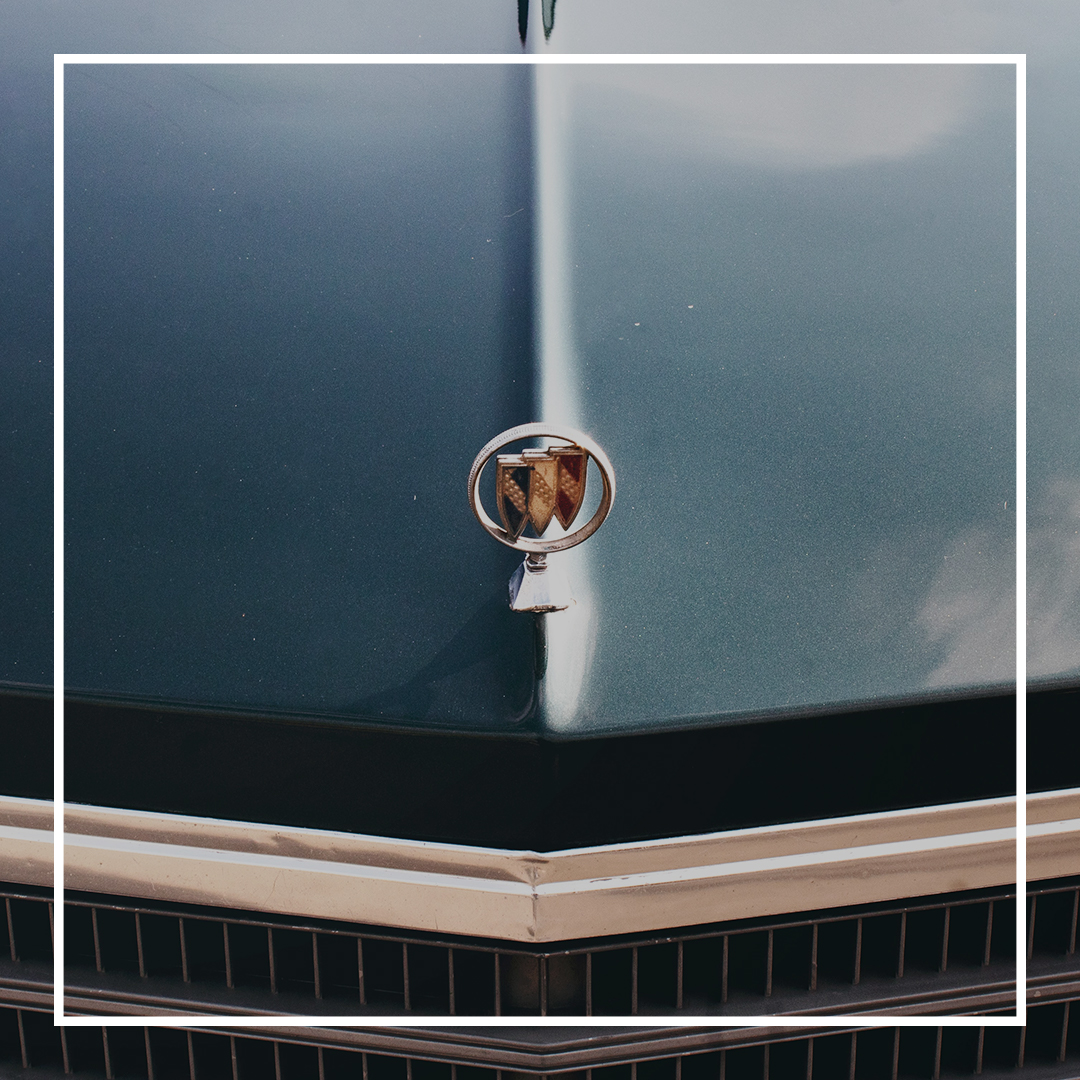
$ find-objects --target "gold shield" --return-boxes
[522,449,558,535]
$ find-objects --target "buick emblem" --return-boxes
[468,423,615,612]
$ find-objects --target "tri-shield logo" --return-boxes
[495,446,587,540]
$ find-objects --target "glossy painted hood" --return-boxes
[58,58,1019,735]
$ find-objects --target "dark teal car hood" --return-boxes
[56,60,1020,736]
[7,0,1078,743]
[56,59,1020,735]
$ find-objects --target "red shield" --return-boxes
[551,447,587,529]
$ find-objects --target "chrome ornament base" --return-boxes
[509,553,574,612]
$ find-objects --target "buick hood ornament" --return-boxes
[468,423,615,612]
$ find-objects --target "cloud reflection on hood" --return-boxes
[917,527,1015,689]
[1029,476,1080,679]
[914,477,1080,688]
[570,64,978,170]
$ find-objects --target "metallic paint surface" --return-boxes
[60,61,1017,733]
[63,64,537,728]
[540,63,1017,732]
[4,0,1077,731]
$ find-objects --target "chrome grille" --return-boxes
[1029,883,1080,959]
[3,878,1078,1016]
[2,886,54,965]
[58,886,1032,1015]
[1,1009,1079,1078]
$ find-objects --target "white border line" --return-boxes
[47,1016,1026,1030]
[55,52,1025,1029]
[1014,55,1028,1028]
[53,53,66,1030]
[55,52,1022,64]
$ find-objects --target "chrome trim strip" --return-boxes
[0,796,53,888]
[1,791,1076,942]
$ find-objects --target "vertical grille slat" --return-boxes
[223,922,233,989]
[941,907,952,973]
[16,1009,28,1069]
[268,927,277,993]
[91,908,103,973]
[896,911,906,979]
[1028,895,1037,961]
[1060,1001,1071,1063]
[1070,890,1079,954]
[102,1028,113,1080]
[852,919,862,987]
[4,898,15,962]
[135,912,146,978]
[178,917,190,982]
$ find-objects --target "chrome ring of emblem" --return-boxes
[468,423,615,554]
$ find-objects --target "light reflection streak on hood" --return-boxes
[534,64,596,729]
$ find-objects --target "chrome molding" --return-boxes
[3,791,1077,942]
[197,1026,865,1068]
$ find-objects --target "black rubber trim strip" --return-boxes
[0,686,51,801]
[67,688,1016,849]
[2,682,1075,850]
